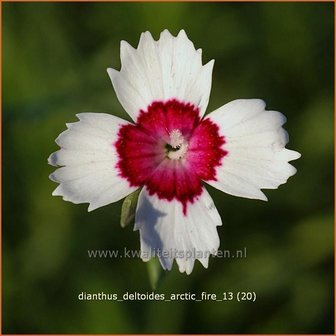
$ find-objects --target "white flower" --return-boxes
[49,30,301,274]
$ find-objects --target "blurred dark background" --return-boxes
[3,2,334,334]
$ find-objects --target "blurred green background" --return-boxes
[3,2,334,334]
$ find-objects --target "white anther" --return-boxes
[167,129,189,160]
[169,129,184,148]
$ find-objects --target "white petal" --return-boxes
[206,99,301,200]
[108,29,214,121]
[134,187,222,275]
[49,113,138,211]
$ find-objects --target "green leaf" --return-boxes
[120,189,140,228]
[147,258,165,290]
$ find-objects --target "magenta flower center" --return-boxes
[115,99,227,214]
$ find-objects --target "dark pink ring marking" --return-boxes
[115,99,227,215]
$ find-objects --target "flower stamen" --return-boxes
[167,129,189,160]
